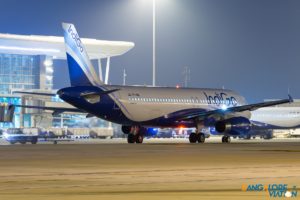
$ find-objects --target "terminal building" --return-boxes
[0,33,134,131]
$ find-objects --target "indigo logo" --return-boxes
[68,25,84,53]
[203,92,237,106]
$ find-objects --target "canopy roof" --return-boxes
[0,33,134,59]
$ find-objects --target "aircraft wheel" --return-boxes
[127,133,136,143]
[197,133,206,143]
[189,132,197,143]
[136,134,144,144]
[226,136,231,143]
[222,136,231,143]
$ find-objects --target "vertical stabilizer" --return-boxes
[62,23,102,86]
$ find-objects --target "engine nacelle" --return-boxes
[215,117,251,136]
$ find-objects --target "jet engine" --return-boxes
[215,117,251,136]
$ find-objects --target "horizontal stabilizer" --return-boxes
[12,91,56,96]
[13,104,85,114]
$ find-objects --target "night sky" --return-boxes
[0,0,300,102]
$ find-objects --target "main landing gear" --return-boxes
[189,132,206,143]
[222,135,231,143]
[127,133,144,143]
[122,126,144,144]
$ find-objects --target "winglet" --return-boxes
[288,94,293,103]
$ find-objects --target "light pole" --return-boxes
[152,0,156,86]
[123,68,127,86]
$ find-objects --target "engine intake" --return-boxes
[215,121,231,133]
[214,117,251,135]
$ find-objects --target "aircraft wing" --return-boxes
[178,95,293,120]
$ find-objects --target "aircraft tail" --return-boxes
[62,23,102,86]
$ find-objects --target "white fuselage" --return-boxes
[110,86,247,122]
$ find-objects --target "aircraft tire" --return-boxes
[226,136,231,143]
[135,134,144,143]
[222,136,231,143]
[197,133,205,143]
[189,132,197,143]
[127,134,136,143]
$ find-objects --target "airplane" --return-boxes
[251,106,300,129]
[157,106,300,140]
[12,23,293,144]
[204,106,300,139]
[248,106,300,138]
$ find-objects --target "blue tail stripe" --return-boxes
[66,53,92,86]
[63,30,96,84]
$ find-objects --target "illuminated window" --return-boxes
[0,54,40,94]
